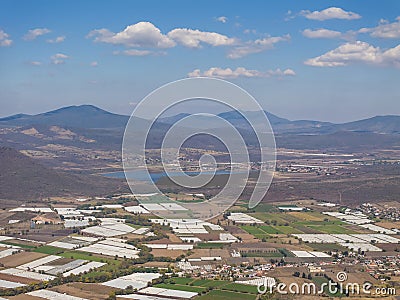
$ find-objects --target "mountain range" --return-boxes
[0,106,399,200]
[1,104,399,135]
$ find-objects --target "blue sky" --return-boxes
[0,0,399,122]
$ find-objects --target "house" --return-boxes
[31,213,62,225]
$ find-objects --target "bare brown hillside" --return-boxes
[0,147,129,200]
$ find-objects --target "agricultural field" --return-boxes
[49,282,116,300]
[242,252,284,258]
[191,279,228,288]
[0,240,37,249]
[34,245,65,255]
[159,278,258,300]
[155,282,206,293]
[248,203,277,213]
[168,277,195,285]
[195,242,226,249]
[239,208,365,243]
[240,225,269,236]
[273,225,303,234]
[59,251,114,263]
[307,223,357,234]
[221,282,259,294]
[307,243,349,253]
[0,251,47,268]
[197,289,256,300]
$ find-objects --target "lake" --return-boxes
[102,169,233,182]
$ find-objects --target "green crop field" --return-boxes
[259,225,284,234]
[221,283,259,294]
[240,225,265,235]
[273,225,303,234]
[191,279,230,287]
[248,203,277,213]
[168,277,195,285]
[155,283,206,293]
[195,242,225,249]
[242,252,283,258]
[241,223,302,238]
[34,245,64,255]
[160,278,260,299]
[249,212,286,223]
[197,289,256,300]
[1,241,36,249]
[309,243,349,252]
[60,251,115,263]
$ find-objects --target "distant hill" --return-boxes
[159,110,296,130]
[159,110,400,135]
[335,115,400,134]
[0,105,131,129]
[0,113,31,122]
[0,147,129,199]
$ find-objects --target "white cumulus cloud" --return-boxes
[88,22,290,58]
[282,69,296,76]
[302,28,356,41]
[359,16,400,38]
[90,61,98,67]
[87,22,175,48]
[302,28,342,39]
[23,28,51,41]
[0,29,12,46]
[300,7,361,21]
[88,21,236,49]
[304,41,400,68]
[167,28,236,48]
[188,67,295,79]
[228,34,290,59]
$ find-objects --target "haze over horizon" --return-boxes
[1,0,399,122]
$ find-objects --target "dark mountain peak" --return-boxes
[0,113,31,122]
[0,105,130,129]
[41,104,117,116]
